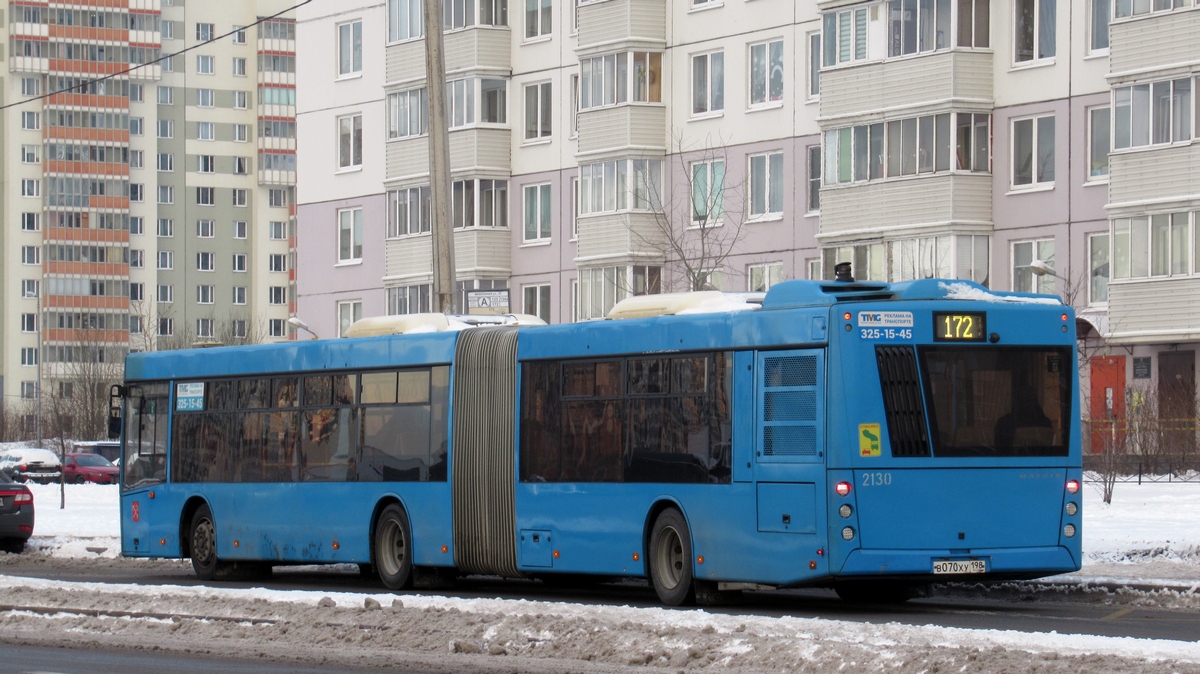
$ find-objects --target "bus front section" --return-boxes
[825,284,1082,595]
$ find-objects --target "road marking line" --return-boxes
[1100,607,1135,621]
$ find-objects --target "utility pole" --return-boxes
[424,0,456,313]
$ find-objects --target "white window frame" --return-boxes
[196,219,215,238]
[232,254,247,272]
[524,81,551,141]
[525,0,552,41]
[196,54,215,75]
[158,251,174,270]
[338,114,363,170]
[807,32,821,101]
[1013,0,1056,65]
[1088,105,1111,182]
[197,121,215,141]
[748,151,784,219]
[1088,232,1109,305]
[690,159,725,225]
[338,301,363,337]
[197,252,215,272]
[388,0,425,43]
[197,285,215,304]
[523,183,552,242]
[337,20,363,77]
[20,144,40,163]
[233,286,247,305]
[338,207,364,263]
[691,50,724,117]
[1011,113,1055,189]
[233,57,247,76]
[748,39,785,108]
[157,152,174,172]
[523,284,552,323]
[387,88,429,139]
[1011,238,1056,293]
[197,186,215,206]
[196,88,214,107]
[157,284,174,303]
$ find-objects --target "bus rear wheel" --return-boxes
[374,504,413,590]
[649,508,694,606]
[190,504,219,580]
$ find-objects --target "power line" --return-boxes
[0,0,313,112]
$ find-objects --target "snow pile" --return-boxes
[939,281,1062,305]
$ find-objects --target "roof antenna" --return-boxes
[834,262,854,283]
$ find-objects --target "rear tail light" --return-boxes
[1066,479,1080,494]
[18,464,26,472]
[15,492,32,505]
[835,482,852,497]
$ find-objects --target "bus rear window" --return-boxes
[919,347,1071,457]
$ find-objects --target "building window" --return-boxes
[21,78,40,96]
[570,74,580,137]
[886,0,951,57]
[338,114,363,169]
[196,55,215,75]
[388,0,425,42]
[1014,0,1055,63]
[808,33,821,99]
[197,187,216,206]
[480,0,508,26]
[523,183,552,241]
[749,40,784,106]
[196,22,214,41]
[233,91,248,109]
[233,57,247,76]
[21,213,40,231]
[1112,213,1192,279]
[692,51,724,116]
[526,0,551,39]
[1089,106,1110,179]
[269,286,287,305]
[523,284,551,323]
[157,119,174,138]
[130,117,144,135]
[579,159,662,215]
[196,88,214,107]
[338,20,363,76]
[691,160,725,224]
[198,155,215,173]
[130,250,144,268]
[580,51,663,109]
[447,78,475,129]
[157,153,174,172]
[387,284,432,315]
[197,285,215,304]
[339,301,363,336]
[197,252,215,271]
[197,220,215,238]
[21,111,39,130]
[158,251,174,270]
[233,124,249,142]
[749,152,784,218]
[21,314,37,333]
[161,20,175,39]
[233,221,248,239]
[196,319,215,338]
[233,157,249,175]
[748,263,784,292]
[232,24,247,43]
[232,254,247,272]
[578,266,661,320]
[157,219,174,237]
[388,88,428,139]
[131,283,145,301]
[524,82,551,140]
[21,144,39,163]
[1091,0,1110,51]
[824,7,868,65]
[130,217,144,235]
[339,208,363,262]
[808,146,821,213]
[481,79,507,124]
[270,254,288,272]
[21,348,38,367]
[157,284,174,303]
[269,221,288,239]
[233,286,247,304]
[959,0,992,48]
[1012,114,1055,188]
[22,279,39,298]
[21,180,40,197]
[1115,0,1188,18]
[387,186,432,237]
[1114,78,1192,150]
[21,246,39,265]
[956,113,991,171]
[269,189,288,207]
[232,189,247,207]
[1089,233,1109,304]
[197,121,215,140]
[21,382,37,399]
[130,150,144,169]
[1012,239,1055,293]
[160,318,174,336]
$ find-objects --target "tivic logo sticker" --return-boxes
[859,423,882,457]
[858,311,913,328]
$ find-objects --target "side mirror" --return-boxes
[108,414,122,440]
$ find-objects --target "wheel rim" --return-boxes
[654,526,685,591]
[193,518,215,566]
[378,518,407,577]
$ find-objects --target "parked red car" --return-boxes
[63,453,119,484]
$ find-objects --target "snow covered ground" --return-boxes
[1,480,1197,672]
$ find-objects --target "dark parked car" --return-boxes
[0,448,63,484]
[0,471,34,553]
[63,453,120,484]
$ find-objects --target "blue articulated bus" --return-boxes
[115,275,1082,605]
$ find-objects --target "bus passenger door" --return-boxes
[751,349,827,582]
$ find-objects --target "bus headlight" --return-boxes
[839,504,853,519]
[1065,502,1077,516]
[1063,524,1076,538]
[841,526,855,541]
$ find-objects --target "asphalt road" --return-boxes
[3,557,1198,644]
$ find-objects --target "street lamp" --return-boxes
[1029,259,1062,279]
[287,316,319,340]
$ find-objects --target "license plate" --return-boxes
[933,559,986,574]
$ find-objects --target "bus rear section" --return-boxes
[825,298,1082,589]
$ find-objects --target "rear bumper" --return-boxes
[0,512,35,539]
[836,546,1079,581]
[18,471,61,484]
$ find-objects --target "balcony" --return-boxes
[1109,8,1200,83]
[817,173,992,239]
[576,105,666,158]
[1107,143,1200,215]
[574,211,664,264]
[384,228,511,280]
[577,0,665,53]
[386,27,511,85]
[819,50,993,124]
[1107,277,1200,344]
[386,127,510,181]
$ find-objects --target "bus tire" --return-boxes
[649,508,694,606]
[189,504,219,580]
[373,504,413,590]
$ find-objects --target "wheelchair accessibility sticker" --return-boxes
[859,423,882,457]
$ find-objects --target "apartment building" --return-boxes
[2,0,295,429]
[295,0,1200,421]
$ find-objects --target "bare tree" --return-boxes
[633,131,752,293]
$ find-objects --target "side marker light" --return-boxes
[697,556,704,565]
[633,552,640,561]
[441,545,449,553]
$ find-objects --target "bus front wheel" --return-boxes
[649,508,694,606]
[374,504,413,590]
[190,504,219,580]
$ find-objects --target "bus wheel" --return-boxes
[374,504,413,590]
[834,581,914,604]
[649,508,694,606]
[190,504,219,580]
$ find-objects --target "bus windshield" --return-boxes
[919,346,1071,457]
